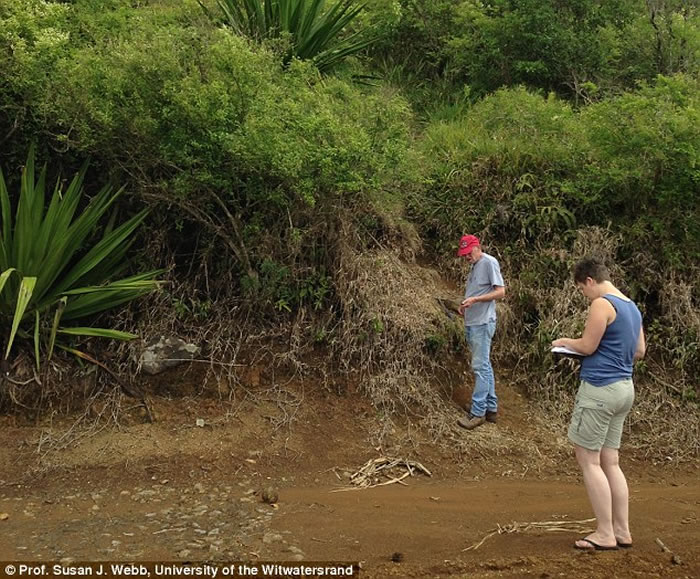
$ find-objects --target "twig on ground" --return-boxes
[143,358,247,367]
[463,518,595,551]
[656,537,684,565]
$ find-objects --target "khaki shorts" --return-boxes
[568,378,635,451]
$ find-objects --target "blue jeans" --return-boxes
[466,320,497,417]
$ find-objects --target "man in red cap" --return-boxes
[456,234,506,429]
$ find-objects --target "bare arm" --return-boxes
[634,326,646,360]
[459,285,506,314]
[552,298,614,355]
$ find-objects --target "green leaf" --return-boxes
[48,296,67,361]
[33,310,40,373]
[5,276,37,359]
[0,267,17,297]
[0,169,12,268]
[57,327,138,340]
[52,208,150,294]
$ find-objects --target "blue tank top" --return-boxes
[580,295,642,387]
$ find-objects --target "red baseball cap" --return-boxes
[457,234,480,256]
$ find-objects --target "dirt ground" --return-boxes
[0,372,698,579]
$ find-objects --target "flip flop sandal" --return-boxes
[574,538,619,551]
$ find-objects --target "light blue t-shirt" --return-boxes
[464,253,505,326]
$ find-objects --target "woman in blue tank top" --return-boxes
[552,257,645,552]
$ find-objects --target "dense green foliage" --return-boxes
[417,77,699,262]
[375,0,699,109]
[0,0,697,408]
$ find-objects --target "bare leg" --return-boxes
[600,446,632,545]
[573,445,617,549]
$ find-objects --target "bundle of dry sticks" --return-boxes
[333,457,432,491]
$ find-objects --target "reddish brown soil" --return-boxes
[0,376,698,579]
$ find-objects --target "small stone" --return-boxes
[261,487,279,505]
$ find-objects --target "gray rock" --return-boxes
[140,336,201,375]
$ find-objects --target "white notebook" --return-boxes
[551,346,585,357]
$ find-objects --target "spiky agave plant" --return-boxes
[0,147,161,371]
[204,0,376,72]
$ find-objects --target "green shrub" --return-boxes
[414,87,581,255]
[579,75,700,265]
[417,77,699,265]
[371,0,699,109]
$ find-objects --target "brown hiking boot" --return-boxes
[485,410,498,423]
[457,414,486,430]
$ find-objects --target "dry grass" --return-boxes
[327,222,574,465]
[497,227,699,461]
[333,213,454,419]
[33,388,125,458]
[626,371,700,461]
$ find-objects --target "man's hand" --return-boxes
[458,297,478,315]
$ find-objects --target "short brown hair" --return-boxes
[574,257,610,284]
